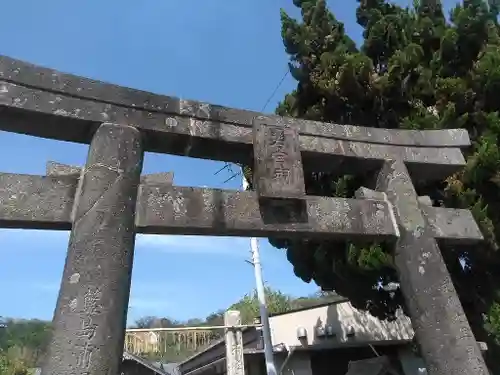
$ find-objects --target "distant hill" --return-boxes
[0,289,339,365]
[0,318,51,369]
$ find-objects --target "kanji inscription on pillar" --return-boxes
[252,117,305,199]
[0,54,490,375]
[224,311,245,375]
[74,288,101,373]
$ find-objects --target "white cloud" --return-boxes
[136,234,251,257]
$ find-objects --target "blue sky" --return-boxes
[0,0,452,324]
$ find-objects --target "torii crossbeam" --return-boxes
[0,55,488,375]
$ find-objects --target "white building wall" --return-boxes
[268,301,414,347]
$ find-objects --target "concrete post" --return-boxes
[376,159,488,375]
[42,123,144,375]
[224,311,245,375]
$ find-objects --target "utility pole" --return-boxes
[242,174,278,375]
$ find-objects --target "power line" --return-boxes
[216,67,290,184]
[260,68,290,112]
[214,163,240,183]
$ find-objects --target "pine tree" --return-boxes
[263,0,500,370]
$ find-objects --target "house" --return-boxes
[178,298,488,375]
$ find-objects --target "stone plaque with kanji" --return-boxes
[252,118,305,200]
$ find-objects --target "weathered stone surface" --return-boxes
[0,53,484,375]
[0,82,466,181]
[224,311,245,375]
[354,187,483,245]
[376,159,488,375]
[0,174,483,243]
[418,195,433,206]
[140,172,174,186]
[46,161,173,185]
[0,173,76,230]
[46,161,82,177]
[252,119,305,199]
[41,123,144,375]
[421,205,483,245]
[0,55,471,148]
[354,187,386,201]
[135,184,397,240]
[300,133,466,180]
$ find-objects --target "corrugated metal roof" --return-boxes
[123,351,178,375]
[153,362,181,375]
[269,296,349,317]
[31,357,179,375]
[345,356,398,375]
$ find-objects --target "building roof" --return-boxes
[178,326,260,375]
[179,298,352,374]
[345,356,399,375]
[30,356,178,375]
[123,351,177,375]
[269,296,348,318]
[153,362,181,375]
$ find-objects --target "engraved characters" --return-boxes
[268,126,290,181]
[74,287,102,373]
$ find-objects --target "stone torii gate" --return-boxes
[0,55,489,375]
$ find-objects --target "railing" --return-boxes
[124,326,222,360]
[124,321,258,364]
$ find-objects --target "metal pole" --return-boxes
[242,174,278,375]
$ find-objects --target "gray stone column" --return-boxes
[225,311,245,375]
[376,159,488,375]
[42,123,144,375]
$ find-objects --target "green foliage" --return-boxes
[228,286,294,324]
[485,302,500,344]
[0,289,335,366]
[130,312,226,363]
[131,286,325,330]
[0,319,51,369]
[0,350,29,375]
[128,287,327,362]
[271,0,500,371]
